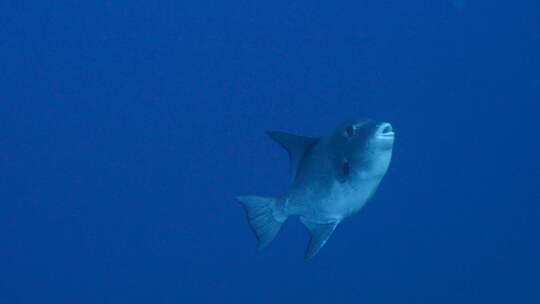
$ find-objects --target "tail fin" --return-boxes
[236,196,286,249]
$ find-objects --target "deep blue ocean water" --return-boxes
[1,1,539,303]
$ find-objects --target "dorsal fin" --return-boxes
[267,131,318,180]
[300,217,339,260]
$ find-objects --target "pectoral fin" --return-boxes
[300,218,339,260]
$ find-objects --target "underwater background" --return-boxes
[1,1,539,303]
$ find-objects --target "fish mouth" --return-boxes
[377,122,395,139]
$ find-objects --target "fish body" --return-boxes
[237,119,395,259]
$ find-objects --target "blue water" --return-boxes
[1,1,539,303]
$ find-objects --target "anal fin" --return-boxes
[301,217,339,260]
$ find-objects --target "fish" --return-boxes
[236,119,395,259]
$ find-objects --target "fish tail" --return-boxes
[236,195,287,250]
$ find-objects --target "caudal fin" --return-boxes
[236,196,286,249]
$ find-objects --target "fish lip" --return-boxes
[377,122,395,139]
[378,132,395,139]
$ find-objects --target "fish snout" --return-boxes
[377,122,394,139]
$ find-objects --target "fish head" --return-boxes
[331,118,395,180]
